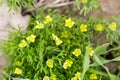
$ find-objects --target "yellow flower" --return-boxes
[75,72,81,79]
[90,74,98,80]
[55,38,63,46]
[96,24,104,31]
[44,15,52,24]
[86,47,94,56]
[14,68,22,74]
[73,49,81,57]
[82,0,87,3]
[43,76,50,80]
[52,34,58,40]
[109,22,117,30]
[63,62,68,69]
[46,59,53,68]
[63,59,73,69]
[61,31,69,38]
[26,34,36,42]
[52,34,63,46]
[50,74,57,80]
[89,48,94,56]
[35,21,44,29]
[80,24,87,32]
[19,40,27,48]
[65,18,75,28]
[71,77,77,80]
[15,61,22,66]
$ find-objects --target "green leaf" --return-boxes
[91,56,120,67]
[81,46,90,80]
[95,43,109,55]
[93,54,120,80]
[88,68,108,76]
[112,56,120,61]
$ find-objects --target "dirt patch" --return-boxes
[0,54,7,78]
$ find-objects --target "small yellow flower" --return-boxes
[90,74,98,80]
[66,59,73,67]
[46,59,53,68]
[26,34,36,42]
[75,72,81,79]
[52,34,58,40]
[44,15,52,24]
[80,24,87,32]
[73,49,81,57]
[35,21,44,29]
[65,18,75,28]
[43,76,50,80]
[63,62,68,69]
[96,24,104,31]
[55,38,63,46]
[61,31,69,38]
[71,77,77,80]
[89,48,94,56]
[66,39,70,44]
[14,68,22,74]
[63,59,73,69]
[19,40,27,48]
[82,0,87,3]
[109,22,117,30]
[50,74,57,80]
[15,61,22,66]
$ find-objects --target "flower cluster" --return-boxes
[88,47,94,56]
[44,15,52,24]
[72,49,81,57]
[14,68,22,74]
[19,34,36,48]
[96,24,104,32]
[90,74,98,80]
[35,21,44,29]
[19,40,27,47]
[82,0,87,4]
[109,22,116,30]
[71,72,81,80]
[80,24,87,32]
[63,59,73,69]
[43,74,57,80]
[52,34,63,46]
[6,14,118,80]
[26,34,36,42]
[65,18,75,28]
[46,59,54,68]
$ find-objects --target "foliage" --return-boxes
[2,11,120,80]
[74,0,99,15]
[1,0,99,15]
[3,0,35,11]
[1,0,120,80]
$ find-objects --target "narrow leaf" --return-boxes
[95,43,109,55]
[81,47,90,80]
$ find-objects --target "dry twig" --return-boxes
[22,0,75,15]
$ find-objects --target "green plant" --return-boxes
[74,0,99,15]
[3,0,35,11]
[1,0,99,15]
[1,0,120,80]
[2,11,120,80]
